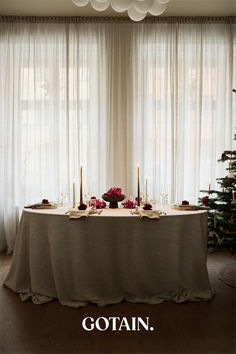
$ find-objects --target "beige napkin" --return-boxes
[24,203,57,209]
[171,205,203,211]
[135,207,161,219]
[69,206,96,219]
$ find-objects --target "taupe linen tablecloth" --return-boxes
[4,207,214,307]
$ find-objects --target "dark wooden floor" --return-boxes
[0,252,235,354]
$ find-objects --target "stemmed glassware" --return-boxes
[150,199,157,209]
[61,185,69,206]
[84,192,92,205]
[160,185,168,205]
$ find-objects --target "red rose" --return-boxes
[42,199,49,204]
[100,201,106,208]
[202,196,209,205]
[182,200,189,205]
[105,187,122,197]
[143,204,152,210]
[78,203,87,210]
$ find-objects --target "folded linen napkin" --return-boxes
[171,205,208,211]
[134,207,161,219]
[69,206,96,219]
[24,203,57,209]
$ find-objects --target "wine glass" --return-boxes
[150,199,157,210]
[160,185,168,205]
[84,192,92,205]
[61,185,69,206]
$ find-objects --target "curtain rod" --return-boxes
[0,15,236,24]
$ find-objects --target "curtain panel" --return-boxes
[0,18,236,253]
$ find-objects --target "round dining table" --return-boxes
[4,206,214,308]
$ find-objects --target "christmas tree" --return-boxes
[200,133,236,253]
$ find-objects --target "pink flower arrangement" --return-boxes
[102,188,125,208]
[78,203,87,210]
[182,200,189,205]
[122,200,136,209]
[42,199,49,204]
[143,204,152,210]
[99,200,106,209]
[104,187,122,197]
[202,196,209,205]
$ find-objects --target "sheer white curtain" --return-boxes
[129,23,177,203]
[0,21,109,252]
[129,21,236,204]
[0,18,235,253]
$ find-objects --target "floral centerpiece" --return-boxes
[102,187,125,208]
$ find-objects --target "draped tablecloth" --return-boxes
[4,207,214,307]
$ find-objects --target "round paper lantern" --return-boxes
[133,0,153,13]
[72,0,171,20]
[111,0,133,12]
[149,1,167,15]
[90,0,110,11]
[72,0,89,6]
[128,5,146,21]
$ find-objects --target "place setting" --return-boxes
[23,163,209,220]
[61,164,170,220]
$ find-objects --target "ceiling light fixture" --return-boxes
[72,0,171,22]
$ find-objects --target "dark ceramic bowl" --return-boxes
[102,194,126,208]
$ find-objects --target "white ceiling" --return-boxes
[0,0,236,17]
